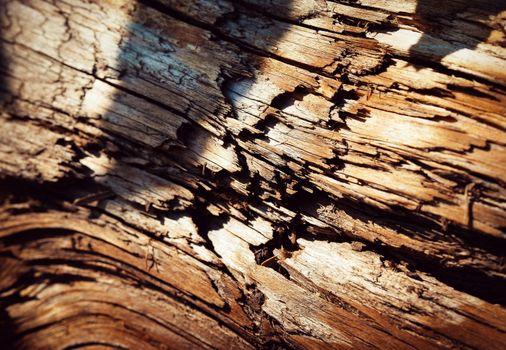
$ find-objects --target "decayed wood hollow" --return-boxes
[0,0,505,349]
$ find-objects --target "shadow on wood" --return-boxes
[411,0,506,63]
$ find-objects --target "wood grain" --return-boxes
[1,0,505,348]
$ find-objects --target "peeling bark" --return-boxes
[1,0,505,349]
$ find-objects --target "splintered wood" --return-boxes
[1,0,505,349]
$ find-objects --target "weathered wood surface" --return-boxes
[1,0,505,349]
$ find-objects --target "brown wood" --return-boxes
[1,0,505,349]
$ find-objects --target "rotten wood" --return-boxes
[1,0,505,349]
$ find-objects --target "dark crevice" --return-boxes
[270,86,310,111]
[190,198,229,252]
[236,283,290,349]
[0,306,18,349]
[248,170,506,305]
[395,52,506,90]
[447,84,501,102]
[64,342,129,350]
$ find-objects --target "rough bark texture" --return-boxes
[1,0,506,349]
